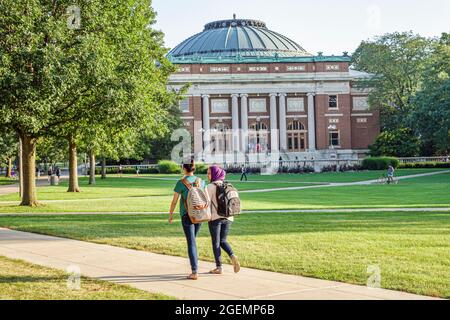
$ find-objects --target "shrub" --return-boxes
[362,157,400,170]
[158,160,182,174]
[194,162,208,174]
[398,162,450,169]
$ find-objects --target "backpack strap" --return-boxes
[181,178,192,190]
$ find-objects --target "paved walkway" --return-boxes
[0,228,439,300]
[241,170,450,193]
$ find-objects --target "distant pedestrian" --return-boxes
[387,165,395,184]
[136,166,140,176]
[118,164,123,177]
[47,167,53,182]
[240,164,248,182]
[55,167,61,179]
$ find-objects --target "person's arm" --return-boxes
[169,192,180,224]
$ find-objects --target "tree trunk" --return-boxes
[89,150,96,185]
[19,137,23,197]
[20,134,38,206]
[68,136,81,192]
[101,158,106,179]
[5,158,12,178]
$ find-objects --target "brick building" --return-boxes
[167,18,379,163]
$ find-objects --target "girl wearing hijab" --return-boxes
[207,165,240,274]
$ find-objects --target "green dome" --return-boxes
[167,18,313,63]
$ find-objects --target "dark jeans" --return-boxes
[208,219,234,268]
[240,172,248,181]
[181,214,202,273]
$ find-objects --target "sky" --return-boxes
[152,0,450,55]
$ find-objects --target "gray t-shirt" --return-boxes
[207,182,234,222]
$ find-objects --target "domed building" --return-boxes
[167,17,379,165]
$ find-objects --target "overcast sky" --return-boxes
[152,0,450,55]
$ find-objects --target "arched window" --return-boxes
[249,122,268,131]
[287,121,306,152]
[287,121,305,131]
[211,123,231,153]
[248,122,268,153]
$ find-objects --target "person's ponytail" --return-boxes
[183,159,196,173]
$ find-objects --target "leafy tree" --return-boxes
[411,33,450,155]
[369,128,421,157]
[352,32,435,131]
[0,0,177,204]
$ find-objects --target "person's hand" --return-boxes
[169,213,174,224]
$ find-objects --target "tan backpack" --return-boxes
[181,178,211,224]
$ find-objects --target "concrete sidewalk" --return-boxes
[0,228,439,300]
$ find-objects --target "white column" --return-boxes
[269,93,279,153]
[202,95,210,154]
[240,94,249,152]
[307,92,316,151]
[231,94,240,152]
[279,93,287,151]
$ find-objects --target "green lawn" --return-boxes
[0,255,172,300]
[0,170,448,213]
[0,211,448,298]
[0,177,16,186]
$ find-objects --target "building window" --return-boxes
[329,130,340,147]
[287,121,306,152]
[287,98,305,112]
[211,99,229,113]
[179,98,189,113]
[248,66,268,72]
[177,66,190,73]
[249,98,267,113]
[286,65,306,72]
[248,122,268,153]
[210,66,230,73]
[328,95,338,109]
[211,123,231,153]
[326,64,340,71]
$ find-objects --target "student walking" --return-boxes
[169,160,206,280]
[240,164,248,182]
[207,165,240,274]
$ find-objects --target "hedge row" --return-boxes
[362,157,400,170]
[398,162,450,169]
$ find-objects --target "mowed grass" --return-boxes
[0,170,448,213]
[0,177,16,186]
[0,211,448,298]
[0,255,172,300]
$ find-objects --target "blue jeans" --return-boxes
[181,214,201,273]
[208,219,234,268]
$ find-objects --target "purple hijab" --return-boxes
[209,165,226,182]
